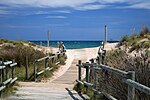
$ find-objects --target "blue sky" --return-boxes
[0,0,150,41]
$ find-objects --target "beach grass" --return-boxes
[119,26,150,52]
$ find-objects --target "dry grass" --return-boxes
[95,49,150,100]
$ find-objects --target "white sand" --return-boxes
[49,50,75,82]
[104,42,118,51]
[49,42,118,82]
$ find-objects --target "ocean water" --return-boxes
[30,41,117,49]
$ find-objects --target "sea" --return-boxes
[30,41,118,49]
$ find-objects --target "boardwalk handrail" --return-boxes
[33,52,65,81]
[76,61,150,100]
[76,46,150,100]
[0,60,17,95]
[125,79,150,95]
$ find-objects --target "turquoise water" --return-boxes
[30,41,102,49]
[30,41,118,49]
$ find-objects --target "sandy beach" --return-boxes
[49,42,117,82]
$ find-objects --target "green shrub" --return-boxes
[0,43,45,66]
[121,35,129,42]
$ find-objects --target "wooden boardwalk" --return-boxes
[7,50,89,100]
[53,50,86,84]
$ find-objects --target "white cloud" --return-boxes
[48,23,69,26]
[0,0,149,10]
[46,16,67,19]
[126,2,150,9]
[75,4,106,11]
[0,0,97,8]
[34,11,49,14]
[53,10,71,13]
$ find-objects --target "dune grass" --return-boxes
[119,26,150,52]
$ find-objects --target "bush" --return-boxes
[121,35,129,42]
[0,43,45,67]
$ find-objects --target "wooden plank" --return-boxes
[102,92,117,100]
[0,86,6,92]
[3,78,12,85]
[98,64,128,78]
[126,79,150,95]
[83,81,93,87]
[49,55,56,59]
[10,63,17,67]
[0,66,6,70]
[36,56,49,62]
[82,63,96,67]
[46,67,53,71]
[76,80,84,85]
[3,61,12,65]
[36,70,44,76]
[10,77,18,84]
[55,61,60,65]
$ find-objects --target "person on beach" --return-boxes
[58,41,66,53]
[98,41,106,64]
[58,41,63,51]
[61,42,66,52]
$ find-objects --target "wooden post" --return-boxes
[58,54,60,59]
[86,62,89,93]
[45,59,47,69]
[89,59,94,82]
[12,66,14,79]
[12,60,15,79]
[86,62,89,82]
[0,69,1,83]
[127,71,135,100]
[77,60,82,93]
[25,56,29,80]
[94,64,98,100]
[34,61,37,81]
[104,25,107,43]
[47,31,50,47]
[45,58,47,78]
[2,67,4,82]
[5,65,9,80]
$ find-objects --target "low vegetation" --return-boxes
[101,49,150,100]
[0,39,66,81]
[86,26,150,100]
[119,26,150,52]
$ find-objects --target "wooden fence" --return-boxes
[33,52,65,81]
[0,60,17,95]
[76,49,150,100]
[0,51,65,95]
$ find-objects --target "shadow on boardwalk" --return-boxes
[65,88,88,100]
